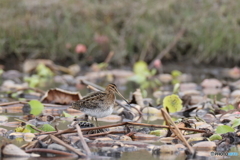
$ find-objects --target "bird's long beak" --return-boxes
[116,90,129,104]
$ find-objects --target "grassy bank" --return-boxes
[0,0,240,68]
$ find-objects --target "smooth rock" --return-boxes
[192,141,216,151]
[180,83,198,91]
[0,115,8,122]
[94,137,113,141]
[194,122,213,131]
[142,107,161,116]
[180,90,201,96]
[2,144,39,157]
[48,143,67,152]
[201,79,222,88]
[152,145,178,154]
[153,91,163,98]
[120,135,132,141]
[202,114,216,123]
[158,74,172,83]
[231,90,240,98]
[0,128,7,136]
[221,86,230,97]
[24,133,35,142]
[9,132,24,139]
[178,74,193,83]
[98,115,122,122]
[203,88,221,95]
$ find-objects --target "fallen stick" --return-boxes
[75,124,91,156]
[0,101,28,106]
[36,121,206,136]
[161,108,194,154]
[84,131,125,138]
[25,148,78,157]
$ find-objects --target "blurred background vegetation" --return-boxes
[0,0,240,69]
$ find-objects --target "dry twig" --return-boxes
[161,108,194,154]
[75,124,91,156]
[25,148,78,157]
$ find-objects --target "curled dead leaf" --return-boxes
[41,88,82,105]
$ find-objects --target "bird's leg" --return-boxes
[95,117,99,127]
[84,115,89,122]
[91,116,94,122]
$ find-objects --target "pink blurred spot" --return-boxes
[229,66,240,79]
[75,44,87,54]
[153,59,162,69]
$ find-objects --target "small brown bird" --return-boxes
[72,83,129,126]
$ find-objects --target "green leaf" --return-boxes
[141,89,148,98]
[28,100,44,115]
[163,94,183,113]
[15,126,24,132]
[24,75,40,88]
[36,64,54,77]
[11,92,18,98]
[173,83,180,94]
[150,130,163,136]
[133,61,150,76]
[209,134,222,141]
[141,81,150,89]
[22,128,31,133]
[25,124,39,133]
[216,125,234,134]
[0,69,4,75]
[171,70,182,78]
[39,124,56,132]
[171,79,180,85]
[221,105,234,111]
[150,69,157,75]
[98,62,108,69]
[232,119,240,128]
[128,74,146,83]
[63,111,73,118]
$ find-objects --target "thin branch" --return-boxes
[0,101,28,106]
[75,124,91,156]
[104,51,115,64]
[13,87,45,95]
[25,148,78,157]
[36,122,206,136]
[161,108,194,154]
[84,131,125,138]
[29,125,43,133]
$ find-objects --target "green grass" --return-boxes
[0,0,240,67]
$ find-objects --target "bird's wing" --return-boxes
[82,91,106,101]
[72,91,106,110]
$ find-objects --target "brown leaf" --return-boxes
[41,88,82,105]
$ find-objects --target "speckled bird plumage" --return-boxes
[72,83,127,120]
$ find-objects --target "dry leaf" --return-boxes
[41,88,82,105]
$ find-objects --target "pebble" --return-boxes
[192,141,216,151]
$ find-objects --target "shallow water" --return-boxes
[1,75,240,160]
